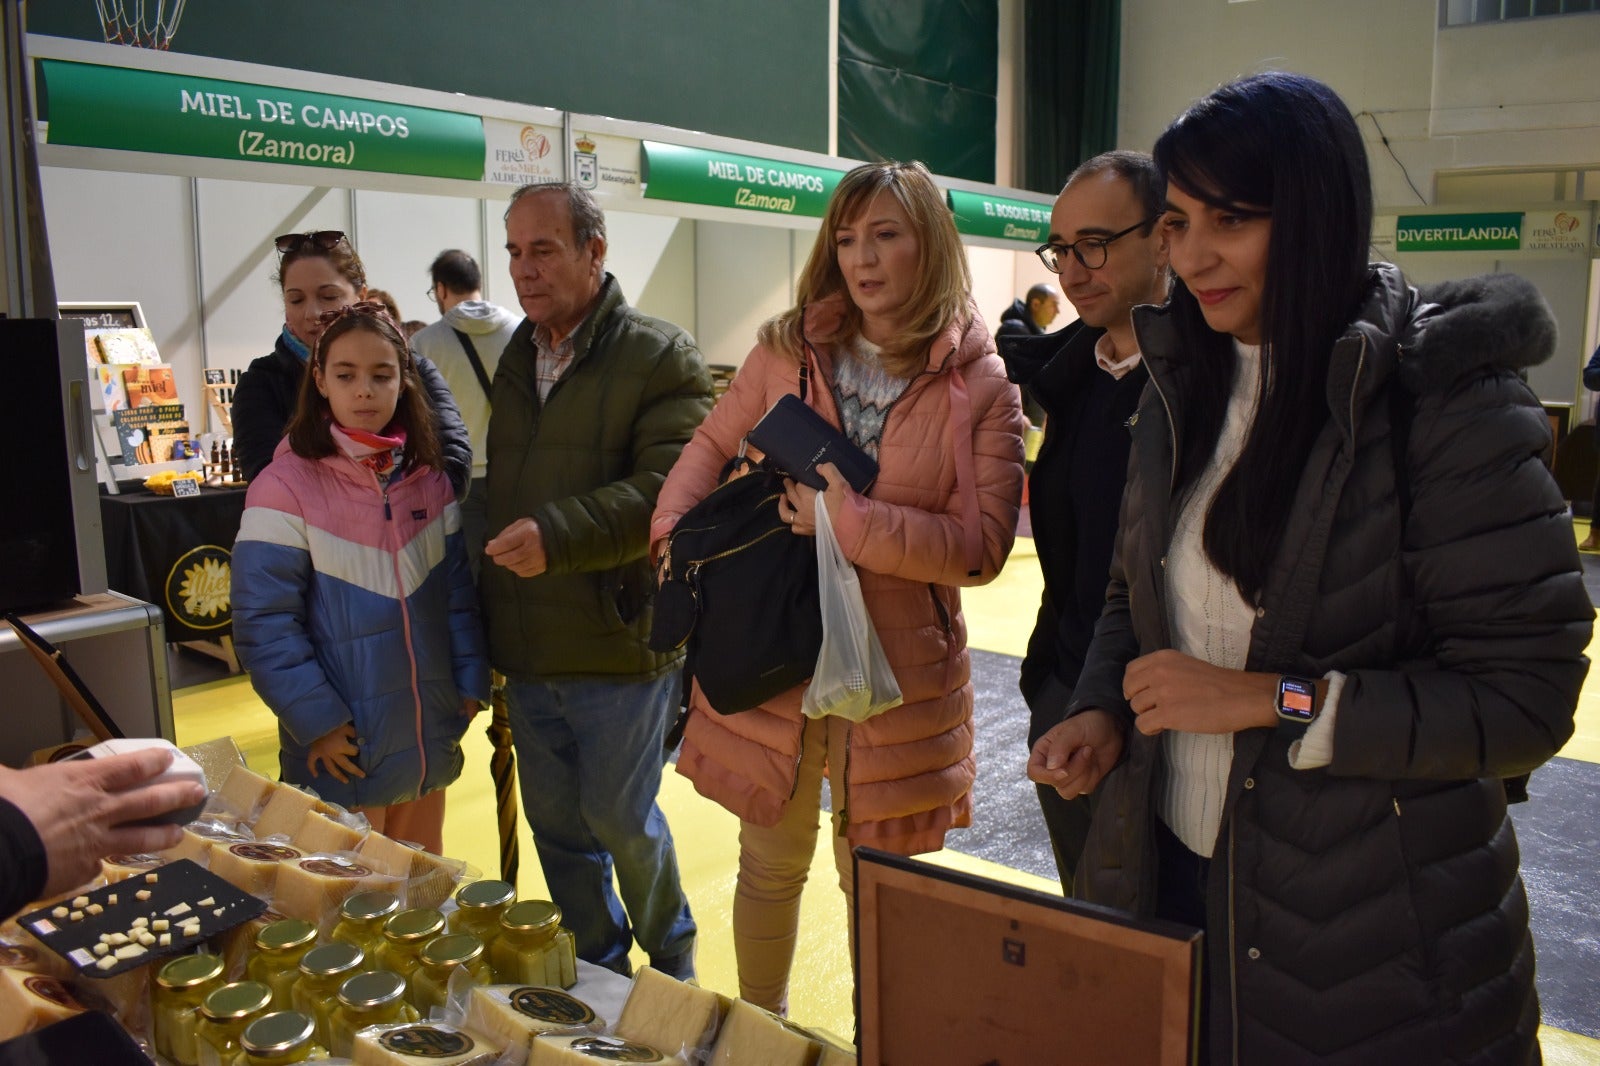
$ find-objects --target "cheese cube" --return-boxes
[464,986,603,1050]
[294,810,368,854]
[216,762,276,818]
[273,855,384,923]
[135,890,151,901]
[252,784,321,840]
[614,966,723,1057]
[530,1034,668,1064]
[209,841,303,897]
[709,999,818,1066]
[50,907,67,920]
[71,896,89,909]
[132,917,148,928]
[144,873,159,884]
[350,1022,500,1065]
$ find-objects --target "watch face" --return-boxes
[1278,677,1317,722]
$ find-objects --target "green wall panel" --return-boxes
[27,1,830,154]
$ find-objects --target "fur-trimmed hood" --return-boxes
[1386,264,1558,394]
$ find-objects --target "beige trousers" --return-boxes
[734,716,855,1015]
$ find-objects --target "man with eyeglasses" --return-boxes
[997,150,1169,894]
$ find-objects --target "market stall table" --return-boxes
[98,484,248,670]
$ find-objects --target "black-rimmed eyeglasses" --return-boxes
[274,230,348,256]
[1035,214,1162,273]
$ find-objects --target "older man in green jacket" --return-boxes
[483,182,713,980]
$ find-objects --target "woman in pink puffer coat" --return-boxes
[650,161,1025,1015]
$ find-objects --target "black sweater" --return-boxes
[0,797,46,923]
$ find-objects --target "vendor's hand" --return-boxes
[307,723,365,784]
[485,517,548,577]
[1123,649,1279,736]
[460,696,484,718]
[1028,710,1123,799]
[0,748,209,898]
[781,462,848,537]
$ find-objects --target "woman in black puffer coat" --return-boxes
[1029,72,1592,1065]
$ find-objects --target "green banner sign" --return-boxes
[40,60,484,181]
[1395,212,1523,252]
[948,189,1053,244]
[642,141,842,217]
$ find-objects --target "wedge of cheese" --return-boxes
[216,763,276,820]
[0,969,86,1040]
[613,966,723,1058]
[161,821,252,867]
[252,784,322,840]
[464,985,603,1051]
[351,1022,500,1064]
[358,834,461,909]
[294,810,367,854]
[708,999,819,1066]
[274,855,385,924]
[101,853,165,884]
[808,1027,857,1066]
[530,1033,668,1064]
[210,842,303,897]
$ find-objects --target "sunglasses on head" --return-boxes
[274,230,348,255]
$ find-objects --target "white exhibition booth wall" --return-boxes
[30,36,1059,441]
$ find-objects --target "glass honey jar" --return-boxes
[290,941,365,1049]
[411,933,493,1014]
[330,890,399,961]
[328,970,418,1059]
[488,900,577,989]
[447,880,515,947]
[152,952,227,1066]
[376,908,444,985]
[246,918,319,1011]
[195,979,274,1066]
[240,1009,329,1064]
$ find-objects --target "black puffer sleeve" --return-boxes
[416,353,472,499]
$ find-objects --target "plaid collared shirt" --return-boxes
[531,322,577,403]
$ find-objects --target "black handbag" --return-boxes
[650,455,822,714]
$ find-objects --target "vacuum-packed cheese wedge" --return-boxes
[465,985,603,1050]
[530,1033,669,1064]
[809,1028,857,1066]
[614,966,723,1058]
[274,855,385,923]
[210,841,303,897]
[351,1021,501,1065]
[294,810,367,853]
[358,833,461,909]
[709,999,818,1066]
[216,763,276,819]
[0,969,87,1040]
[101,853,165,884]
[161,821,252,867]
[252,784,322,840]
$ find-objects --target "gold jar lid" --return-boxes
[500,900,561,933]
[298,941,364,978]
[201,980,273,1021]
[255,917,317,954]
[419,932,484,970]
[338,969,407,1010]
[239,1010,316,1056]
[340,889,400,923]
[455,879,515,911]
[156,952,226,991]
[383,907,445,945]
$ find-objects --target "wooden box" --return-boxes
[855,849,1201,1065]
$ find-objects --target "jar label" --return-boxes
[510,987,596,1025]
[378,1025,475,1057]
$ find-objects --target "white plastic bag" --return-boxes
[802,495,903,722]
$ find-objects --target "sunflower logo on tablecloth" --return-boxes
[165,546,232,631]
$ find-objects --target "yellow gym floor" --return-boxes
[173,533,1600,1061]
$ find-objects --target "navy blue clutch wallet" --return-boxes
[745,393,878,494]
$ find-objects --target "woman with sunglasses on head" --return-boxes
[232,230,471,492]
[232,303,489,853]
[651,161,1026,1015]
[1028,72,1591,1064]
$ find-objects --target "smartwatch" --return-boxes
[1275,675,1319,739]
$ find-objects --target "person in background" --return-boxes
[411,249,521,576]
[1578,342,1600,551]
[995,281,1062,427]
[1028,72,1590,1063]
[653,161,1025,1015]
[366,288,404,326]
[231,231,471,493]
[997,150,1168,894]
[402,319,428,340]
[233,303,489,854]
[484,183,711,980]
[0,747,207,922]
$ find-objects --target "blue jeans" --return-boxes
[503,673,696,977]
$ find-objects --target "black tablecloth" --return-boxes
[99,485,248,642]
